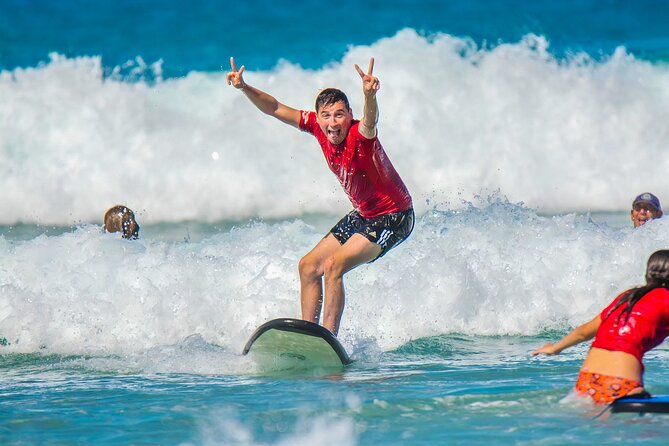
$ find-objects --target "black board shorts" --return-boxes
[329,208,415,261]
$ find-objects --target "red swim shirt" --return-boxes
[591,288,669,365]
[298,110,412,218]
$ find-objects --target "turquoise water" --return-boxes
[4,0,669,444]
[4,335,669,445]
[4,206,669,444]
[3,0,669,75]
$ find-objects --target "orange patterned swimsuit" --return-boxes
[575,370,643,404]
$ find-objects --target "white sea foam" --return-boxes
[1,199,667,360]
[1,31,669,225]
[195,410,357,446]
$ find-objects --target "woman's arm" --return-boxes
[532,314,601,356]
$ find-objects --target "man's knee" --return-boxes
[298,255,322,281]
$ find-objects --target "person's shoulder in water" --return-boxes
[103,205,140,239]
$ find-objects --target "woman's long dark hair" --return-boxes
[605,250,669,323]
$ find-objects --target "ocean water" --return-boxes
[3,0,669,444]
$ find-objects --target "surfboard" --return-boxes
[611,394,669,414]
[242,318,351,372]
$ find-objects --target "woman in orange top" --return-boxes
[533,250,669,404]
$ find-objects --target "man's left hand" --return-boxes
[355,58,380,97]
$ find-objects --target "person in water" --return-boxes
[103,205,140,240]
[533,249,669,404]
[226,57,414,336]
[630,192,662,228]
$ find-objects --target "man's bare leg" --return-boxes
[322,234,381,335]
[298,234,342,323]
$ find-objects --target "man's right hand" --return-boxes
[226,57,246,89]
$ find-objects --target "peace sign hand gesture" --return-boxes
[226,57,246,89]
[355,58,380,97]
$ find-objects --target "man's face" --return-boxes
[316,101,353,145]
[631,203,661,228]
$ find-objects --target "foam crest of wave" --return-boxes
[3,31,669,224]
[2,198,667,357]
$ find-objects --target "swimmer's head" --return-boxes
[631,192,662,228]
[103,205,140,240]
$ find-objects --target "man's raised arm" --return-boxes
[226,57,301,128]
[354,57,380,140]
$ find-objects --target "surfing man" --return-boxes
[226,57,413,335]
[103,205,140,239]
[630,192,662,228]
[532,250,669,405]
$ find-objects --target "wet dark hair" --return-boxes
[315,88,350,112]
[104,205,140,240]
[605,250,669,323]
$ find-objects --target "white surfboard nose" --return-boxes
[243,318,351,373]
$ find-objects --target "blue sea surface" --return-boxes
[2,0,669,76]
[4,337,669,445]
[3,0,669,444]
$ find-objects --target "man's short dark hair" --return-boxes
[315,88,350,112]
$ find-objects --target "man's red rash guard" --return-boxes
[299,110,412,218]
